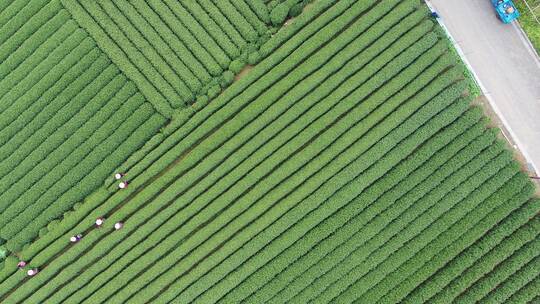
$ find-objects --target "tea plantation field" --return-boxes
[0,0,538,303]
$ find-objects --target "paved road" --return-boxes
[430,0,540,175]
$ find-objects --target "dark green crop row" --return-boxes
[430,211,540,303]
[234,109,487,304]
[403,198,540,303]
[479,253,540,304]
[355,168,529,303]
[290,129,506,302]
[378,175,534,304]
[454,224,540,304]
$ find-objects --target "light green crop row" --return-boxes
[178,1,240,58]
[163,0,232,67]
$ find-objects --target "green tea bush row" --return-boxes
[172,33,460,304]
[131,0,213,84]
[427,208,540,303]
[0,0,63,61]
[270,124,498,303]
[455,229,540,303]
[187,104,483,304]
[227,0,269,36]
[62,0,174,117]
[336,159,518,300]
[0,43,101,157]
[197,0,248,47]
[54,11,434,302]
[95,0,193,106]
[114,0,204,96]
[379,177,535,304]
[161,0,231,69]
[0,28,88,117]
[213,0,259,43]
[0,10,71,81]
[176,1,240,58]
[103,0,397,203]
[114,0,407,194]
[236,111,487,304]
[56,11,434,302]
[292,138,507,303]
[357,169,529,303]
[403,198,540,303]
[0,65,123,213]
[0,0,24,24]
[505,271,540,303]
[2,108,164,249]
[478,254,540,304]
[117,72,466,304]
[142,0,222,76]
[6,111,166,251]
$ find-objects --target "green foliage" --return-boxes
[270,3,290,26]
[0,0,538,303]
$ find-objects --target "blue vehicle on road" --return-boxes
[492,0,520,23]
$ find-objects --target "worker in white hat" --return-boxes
[114,172,125,180]
[27,268,38,276]
[118,181,128,189]
[95,217,104,227]
[114,222,124,230]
